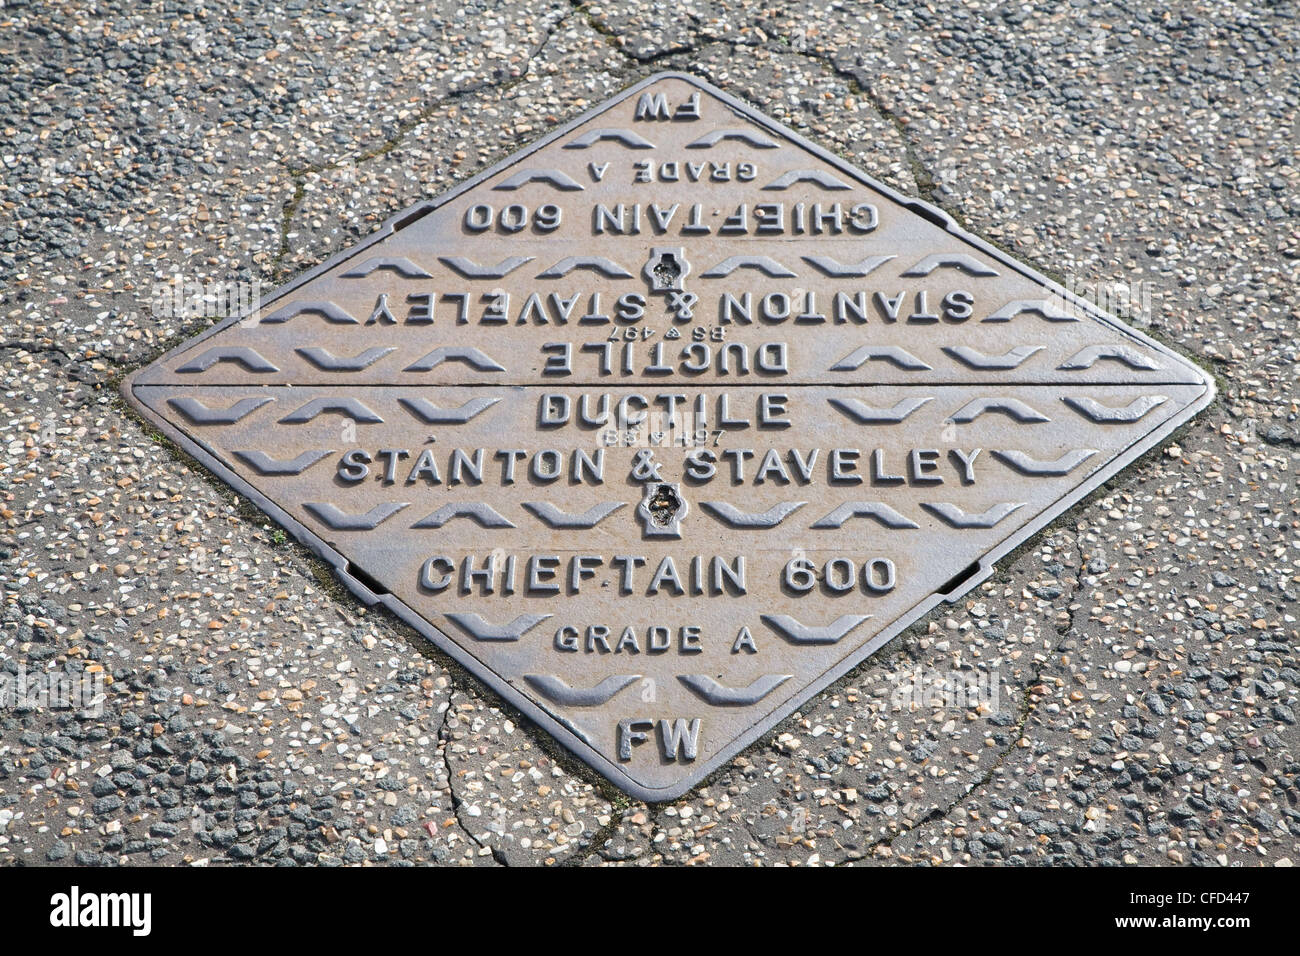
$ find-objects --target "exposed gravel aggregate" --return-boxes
[1,0,1295,865]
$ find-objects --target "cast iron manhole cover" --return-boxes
[125,73,1213,801]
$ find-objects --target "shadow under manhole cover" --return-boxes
[124,72,1214,802]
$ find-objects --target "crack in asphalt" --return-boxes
[1060,529,1088,637]
[838,664,1050,863]
[592,801,673,865]
[437,690,510,866]
[773,47,942,207]
[555,10,960,228]
[0,341,74,361]
[270,10,573,279]
[839,535,1085,863]
[437,688,631,867]
[562,802,630,865]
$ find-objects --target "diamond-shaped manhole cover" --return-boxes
[124,73,1213,801]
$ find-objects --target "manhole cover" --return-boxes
[124,73,1214,801]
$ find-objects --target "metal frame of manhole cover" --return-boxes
[123,72,1215,802]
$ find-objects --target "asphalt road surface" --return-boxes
[0,0,1296,866]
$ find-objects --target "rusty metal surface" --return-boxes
[123,73,1214,801]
